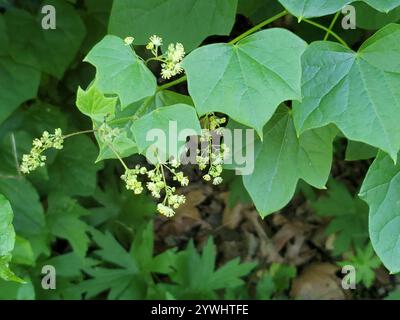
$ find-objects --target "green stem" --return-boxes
[324,11,341,41]
[157,75,187,91]
[62,129,96,139]
[302,18,349,48]
[229,10,288,44]
[106,141,129,171]
[146,56,164,64]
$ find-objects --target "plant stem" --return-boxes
[324,11,341,41]
[302,18,349,48]
[106,141,129,171]
[62,129,96,139]
[157,75,187,91]
[229,10,288,44]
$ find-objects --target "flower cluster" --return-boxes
[145,35,185,79]
[98,123,120,143]
[121,159,188,217]
[20,128,64,174]
[196,115,228,185]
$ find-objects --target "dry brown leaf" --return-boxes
[290,263,346,300]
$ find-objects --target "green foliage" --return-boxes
[339,244,381,288]
[184,28,307,136]
[84,35,157,108]
[2,0,400,300]
[360,151,400,273]
[0,194,23,282]
[256,263,296,300]
[278,0,400,19]
[241,106,335,217]
[312,180,369,255]
[108,0,238,51]
[293,24,400,161]
[164,238,256,299]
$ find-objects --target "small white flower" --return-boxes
[124,36,135,45]
[149,35,163,47]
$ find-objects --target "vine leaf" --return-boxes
[131,104,202,161]
[108,0,238,51]
[84,35,157,109]
[242,106,336,217]
[0,194,24,283]
[184,28,307,137]
[46,194,91,258]
[76,85,118,122]
[293,24,400,162]
[359,151,400,273]
[278,0,400,19]
[48,135,102,197]
[3,0,86,78]
[0,57,40,125]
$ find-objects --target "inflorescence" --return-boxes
[20,128,64,174]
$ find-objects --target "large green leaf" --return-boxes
[131,104,201,161]
[355,2,400,30]
[293,24,400,162]
[359,151,400,273]
[47,135,101,197]
[242,106,335,217]
[0,194,23,282]
[108,0,238,51]
[0,178,45,237]
[84,35,157,109]
[0,57,40,125]
[184,28,307,136]
[278,0,400,19]
[46,194,91,258]
[4,0,86,78]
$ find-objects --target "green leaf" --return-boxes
[242,106,335,217]
[355,2,400,30]
[76,85,118,122]
[345,140,377,161]
[47,194,91,258]
[84,35,157,109]
[131,104,201,161]
[108,0,238,51]
[12,236,34,267]
[293,24,400,162]
[312,180,369,255]
[256,263,296,300]
[0,178,45,237]
[359,151,400,273]
[47,135,101,196]
[184,28,307,136]
[94,90,191,162]
[0,57,40,125]
[4,0,86,78]
[167,238,255,299]
[237,0,284,24]
[338,244,381,287]
[77,222,175,299]
[0,194,24,283]
[278,0,400,19]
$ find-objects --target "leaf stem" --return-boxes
[324,11,341,41]
[157,75,187,91]
[228,10,288,44]
[302,18,349,48]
